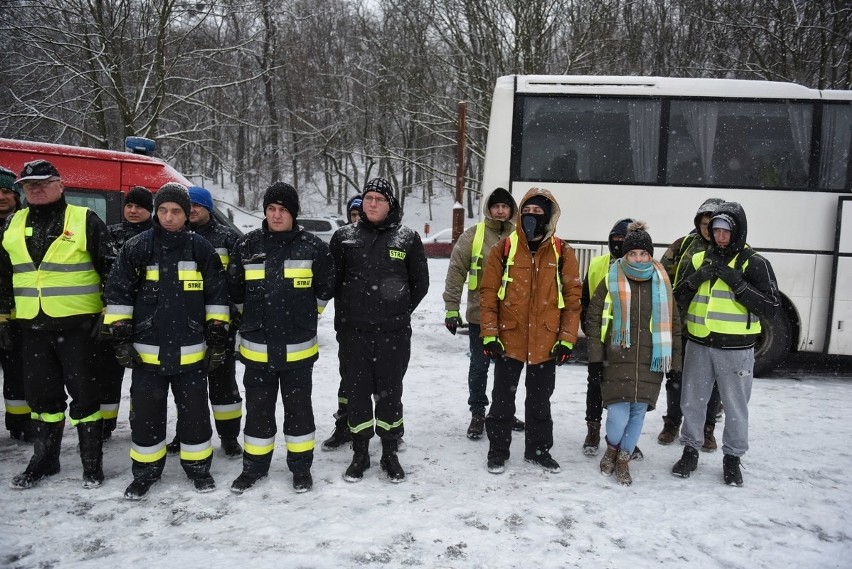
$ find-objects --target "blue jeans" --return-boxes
[467,324,491,415]
[605,401,648,454]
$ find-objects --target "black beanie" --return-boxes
[154,182,191,218]
[263,182,299,220]
[125,186,154,212]
[608,217,634,258]
[363,178,396,207]
[523,195,552,219]
[622,221,654,257]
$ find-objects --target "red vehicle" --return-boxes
[0,137,237,231]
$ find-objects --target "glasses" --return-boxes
[363,196,388,204]
[23,178,60,189]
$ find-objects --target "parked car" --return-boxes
[299,216,345,243]
[422,227,455,258]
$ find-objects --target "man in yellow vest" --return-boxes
[0,159,114,489]
[671,201,779,486]
[443,187,523,440]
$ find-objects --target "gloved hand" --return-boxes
[482,337,505,360]
[90,313,105,340]
[684,264,717,290]
[114,343,143,368]
[666,370,682,384]
[109,320,134,344]
[0,321,13,351]
[551,341,574,366]
[230,308,242,333]
[203,346,227,372]
[588,362,604,382]
[445,310,463,335]
[205,320,229,348]
[715,265,746,293]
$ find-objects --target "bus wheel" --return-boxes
[754,312,792,377]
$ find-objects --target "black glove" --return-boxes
[483,338,504,360]
[203,346,226,372]
[109,321,134,344]
[114,343,143,368]
[205,321,229,349]
[666,370,682,384]
[715,265,746,293]
[0,322,13,351]
[551,341,573,366]
[588,362,604,382]
[230,307,242,333]
[684,264,717,290]
[445,311,463,335]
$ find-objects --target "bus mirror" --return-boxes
[125,136,157,156]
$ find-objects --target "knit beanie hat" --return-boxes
[0,166,18,193]
[262,182,299,219]
[347,194,362,213]
[622,220,654,257]
[363,177,396,206]
[154,182,191,218]
[125,186,153,212]
[711,217,732,231]
[188,186,214,213]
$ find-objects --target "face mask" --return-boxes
[521,213,547,241]
[609,238,624,259]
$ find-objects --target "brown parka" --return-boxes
[479,188,582,365]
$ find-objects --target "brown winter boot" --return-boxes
[614,449,632,486]
[701,423,718,452]
[657,416,680,445]
[599,441,618,476]
[582,421,601,456]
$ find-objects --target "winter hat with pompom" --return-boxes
[622,220,654,257]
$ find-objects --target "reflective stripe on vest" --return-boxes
[134,342,206,366]
[239,336,319,364]
[497,232,564,309]
[283,259,313,279]
[468,222,486,291]
[215,247,229,268]
[600,293,614,341]
[3,205,103,319]
[244,263,265,281]
[586,254,612,297]
[686,251,760,337]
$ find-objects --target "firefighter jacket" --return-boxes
[479,187,583,365]
[192,217,241,274]
[0,196,113,331]
[103,222,229,375]
[675,201,780,350]
[108,218,153,251]
[443,188,516,325]
[227,221,335,371]
[330,204,429,333]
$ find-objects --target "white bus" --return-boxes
[481,75,852,375]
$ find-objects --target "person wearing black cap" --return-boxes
[585,221,681,486]
[0,159,114,489]
[320,193,363,451]
[672,202,780,486]
[442,187,525,441]
[0,165,32,443]
[329,177,429,483]
[184,185,244,458]
[478,187,582,475]
[97,186,156,440]
[227,182,334,494]
[658,198,726,450]
[579,217,635,457]
[104,182,230,499]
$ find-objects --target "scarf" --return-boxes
[607,258,673,372]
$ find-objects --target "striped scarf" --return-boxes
[607,258,674,372]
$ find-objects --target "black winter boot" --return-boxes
[183,455,215,493]
[124,457,165,500]
[166,433,180,454]
[102,417,117,441]
[231,451,271,494]
[582,421,601,456]
[466,413,485,440]
[672,445,700,478]
[723,454,744,487]
[220,436,243,458]
[379,439,405,483]
[11,421,64,489]
[321,412,351,451]
[78,420,104,488]
[343,439,370,482]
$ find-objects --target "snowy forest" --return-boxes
[1,0,850,214]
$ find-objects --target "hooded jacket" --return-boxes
[661,197,724,286]
[329,195,429,332]
[675,201,780,349]
[478,187,582,365]
[443,187,517,325]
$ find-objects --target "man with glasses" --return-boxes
[0,159,114,489]
[329,178,429,483]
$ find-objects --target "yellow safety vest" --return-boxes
[497,232,564,309]
[686,251,760,337]
[586,254,612,298]
[3,205,102,319]
[468,222,486,291]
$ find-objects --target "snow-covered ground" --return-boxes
[1,254,850,568]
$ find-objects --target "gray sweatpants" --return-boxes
[680,340,754,457]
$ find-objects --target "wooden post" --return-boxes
[453,101,467,244]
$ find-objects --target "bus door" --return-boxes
[827,196,852,354]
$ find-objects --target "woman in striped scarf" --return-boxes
[584,221,682,486]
